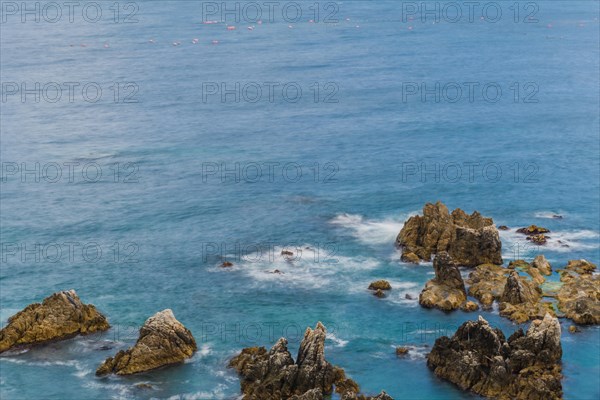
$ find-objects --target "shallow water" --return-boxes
[1,1,599,399]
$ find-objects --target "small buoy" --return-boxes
[408,26,413,30]
[288,25,293,28]
[308,19,314,23]
[212,40,219,44]
[257,20,262,25]
[103,43,110,48]
[148,39,155,43]
[192,38,199,44]
[227,25,235,30]
[247,26,254,30]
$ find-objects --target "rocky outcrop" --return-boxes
[532,255,552,275]
[517,225,550,235]
[96,309,196,375]
[427,314,562,400]
[419,252,467,311]
[229,322,390,399]
[508,259,546,285]
[396,202,502,267]
[499,271,554,324]
[368,280,391,291]
[467,263,510,307]
[0,290,109,353]
[557,260,600,324]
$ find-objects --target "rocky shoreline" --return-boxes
[1,202,598,399]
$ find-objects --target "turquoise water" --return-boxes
[1,1,599,399]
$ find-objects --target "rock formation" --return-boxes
[427,314,562,399]
[229,322,390,399]
[96,309,196,375]
[557,260,600,324]
[419,252,467,311]
[467,263,509,307]
[499,271,554,324]
[0,290,109,353]
[368,280,392,291]
[396,201,502,267]
[517,225,550,235]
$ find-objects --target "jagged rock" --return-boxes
[532,255,552,276]
[396,202,502,267]
[96,309,196,375]
[508,259,530,269]
[281,250,294,257]
[0,290,109,353]
[557,260,599,324]
[499,271,554,323]
[221,261,233,267]
[400,252,420,264]
[373,289,386,298]
[517,225,550,235]
[427,314,562,399]
[419,252,467,311]
[229,322,389,399]
[467,264,509,307]
[368,280,391,291]
[460,301,479,312]
[498,225,509,230]
[508,259,545,285]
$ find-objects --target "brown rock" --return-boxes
[568,325,580,333]
[96,309,196,375]
[368,280,392,291]
[516,225,550,235]
[419,252,467,311]
[229,322,389,399]
[427,314,562,399]
[400,252,420,264]
[0,290,109,353]
[373,289,386,298]
[498,225,509,230]
[281,250,294,257]
[460,301,479,312]
[527,234,548,245]
[395,346,409,356]
[532,255,552,275]
[467,264,509,307]
[557,260,600,325]
[499,271,553,323]
[221,261,233,267]
[396,201,502,267]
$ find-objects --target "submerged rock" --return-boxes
[229,322,390,399]
[395,346,409,356]
[427,314,562,400]
[96,309,196,375]
[0,290,109,353]
[373,289,386,298]
[396,201,502,267]
[419,252,467,311]
[557,260,600,325]
[400,252,420,264]
[368,280,392,291]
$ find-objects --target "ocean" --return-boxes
[0,0,599,399]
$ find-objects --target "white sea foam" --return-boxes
[218,245,382,290]
[330,213,411,245]
[326,332,349,347]
[533,211,565,219]
[167,384,227,400]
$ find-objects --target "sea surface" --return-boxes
[1,1,599,399]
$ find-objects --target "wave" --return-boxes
[533,211,566,219]
[326,332,349,348]
[212,245,382,290]
[329,213,409,245]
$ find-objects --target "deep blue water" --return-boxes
[1,1,599,399]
